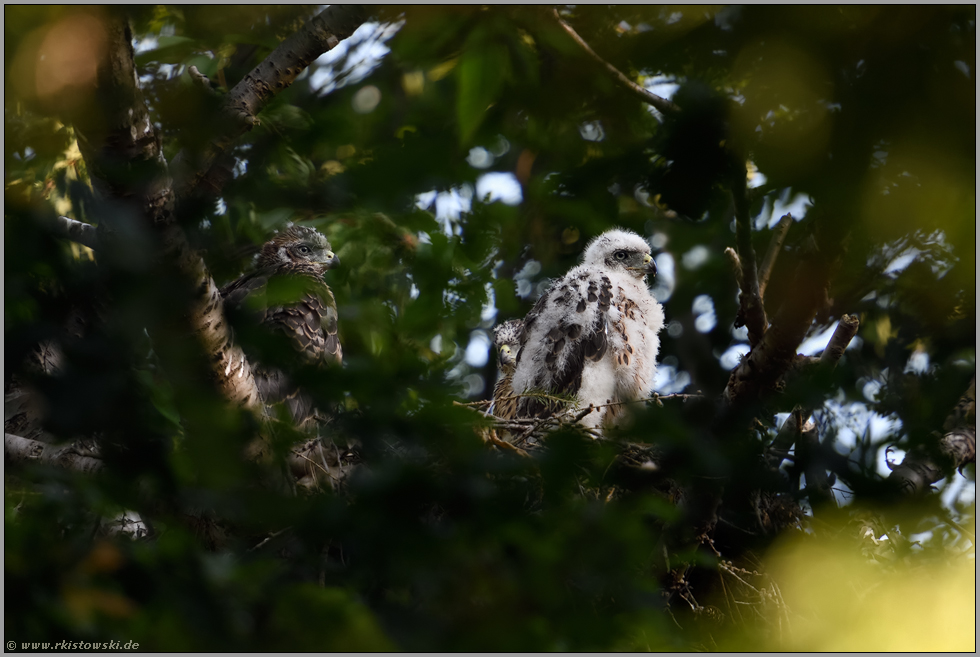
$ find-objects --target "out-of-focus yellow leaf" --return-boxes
[427,57,458,82]
[402,70,425,96]
[762,528,976,651]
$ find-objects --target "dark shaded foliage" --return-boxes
[5,5,974,651]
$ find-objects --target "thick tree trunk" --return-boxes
[57,8,367,415]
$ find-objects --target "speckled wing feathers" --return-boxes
[509,228,665,431]
[219,226,341,426]
[513,269,614,418]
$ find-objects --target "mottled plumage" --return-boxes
[511,229,664,431]
[490,319,523,422]
[220,225,341,425]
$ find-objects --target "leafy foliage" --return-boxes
[4,5,975,651]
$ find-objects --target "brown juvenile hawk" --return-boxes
[510,228,664,431]
[220,224,341,425]
[490,319,523,422]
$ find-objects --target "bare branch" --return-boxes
[173,5,368,200]
[767,314,860,468]
[5,433,104,474]
[724,246,743,290]
[819,314,860,366]
[64,15,264,416]
[757,213,793,300]
[487,430,530,457]
[187,65,221,97]
[551,9,680,115]
[768,411,803,469]
[52,215,100,251]
[888,377,976,494]
[726,251,831,406]
[731,168,767,346]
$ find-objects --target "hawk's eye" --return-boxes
[615,251,627,260]
[298,245,311,254]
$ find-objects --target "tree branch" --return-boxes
[888,377,976,494]
[731,167,767,346]
[818,313,860,366]
[5,433,104,474]
[726,250,831,407]
[65,14,263,414]
[724,246,743,291]
[51,215,101,251]
[766,314,860,468]
[551,9,680,115]
[757,213,793,300]
[172,5,368,200]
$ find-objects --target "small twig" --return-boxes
[486,429,530,458]
[719,561,760,593]
[768,410,807,469]
[515,413,561,445]
[666,606,684,630]
[724,246,743,290]
[187,65,221,96]
[247,527,292,553]
[758,213,793,300]
[459,391,703,448]
[454,399,492,408]
[291,444,332,478]
[731,167,767,346]
[572,405,595,422]
[551,8,680,115]
[940,509,975,543]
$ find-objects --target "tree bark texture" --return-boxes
[54,215,101,251]
[731,170,768,347]
[757,213,793,300]
[766,314,860,468]
[725,252,831,407]
[5,433,104,474]
[63,15,268,413]
[28,8,371,422]
[888,378,976,494]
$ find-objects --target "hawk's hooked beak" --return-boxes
[643,253,657,277]
[628,253,657,277]
[319,250,340,270]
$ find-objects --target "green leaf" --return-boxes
[456,30,512,145]
[267,585,395,651]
